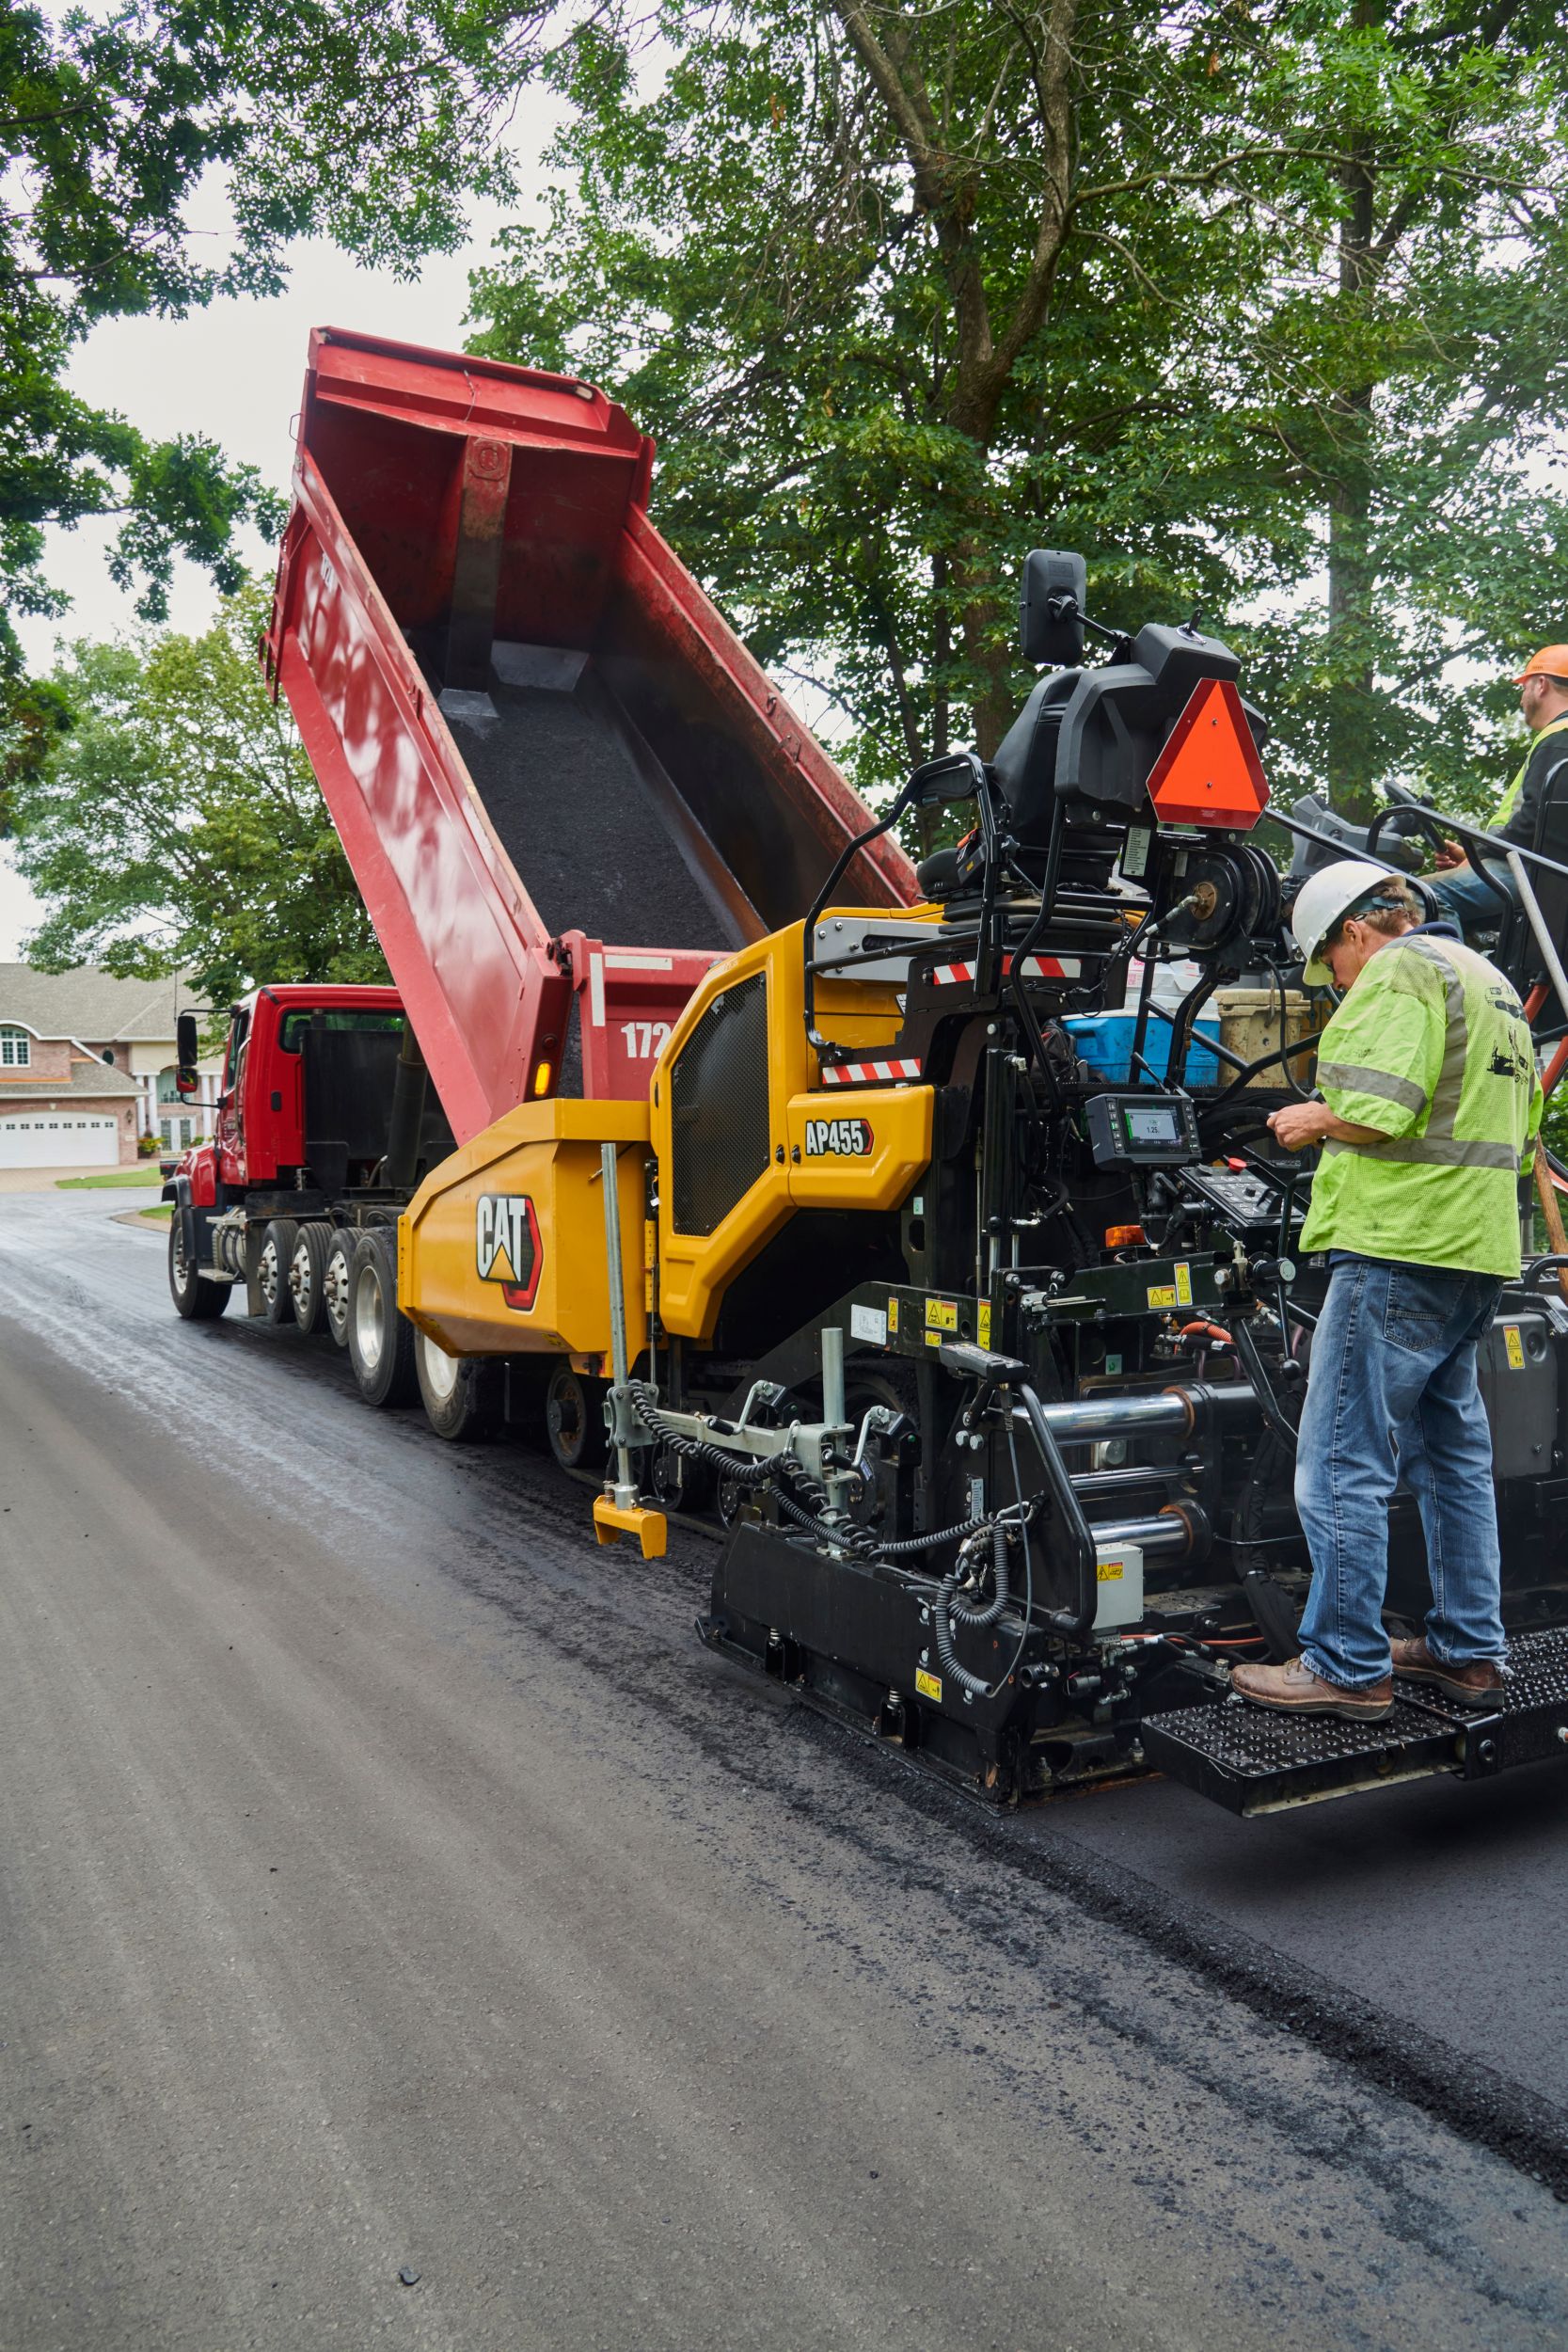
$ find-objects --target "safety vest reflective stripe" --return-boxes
[1316,1059,1427,1112]
[1321,1133,1522,1170]
[1400,935,1472,1138]
[1497,714,1568,824]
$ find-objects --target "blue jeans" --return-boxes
[1294,1256,1506,1690]
[1426,861,1518,939]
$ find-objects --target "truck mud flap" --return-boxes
[1141,1626,1568,1816]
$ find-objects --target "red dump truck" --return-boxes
[166,328,917,1445]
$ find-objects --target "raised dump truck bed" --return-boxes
[264,328,916,1138]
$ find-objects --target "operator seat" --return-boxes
[991,669,1123,891]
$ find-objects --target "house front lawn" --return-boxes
[57,1168,166,1189]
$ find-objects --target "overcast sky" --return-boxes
[1,110,560,958]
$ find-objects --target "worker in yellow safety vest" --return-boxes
[1430,645,1568,935]
[1232,861,1542,1724]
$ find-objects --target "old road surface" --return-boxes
[2,1186,1566,2352]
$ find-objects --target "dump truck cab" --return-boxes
[182,984,411,1198]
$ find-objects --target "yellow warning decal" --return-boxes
[915,1667,942,1703]
[1147,1284,1179,1311]
[926,1328,942,1349]
[926,1297,958,1330]
[1504,1324,1525,1370]
[1175,1262,1193,1307]
[887,1296,900,1334]
[1097,1558,1124,1583]
[977,1301,992,1348]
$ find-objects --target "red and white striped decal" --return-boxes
[820,1057,925,1089]
[928,953,1081,987]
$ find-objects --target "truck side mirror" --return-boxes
[1019,549,1086,668]
[175,1009,199,1081]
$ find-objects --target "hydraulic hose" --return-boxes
[933,1523,1015,1699]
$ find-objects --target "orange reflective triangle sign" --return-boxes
[1146,678,1269,829]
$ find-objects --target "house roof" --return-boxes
[0,1059,141,1102]
[0,964,210,1044]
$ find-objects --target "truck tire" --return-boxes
[289,1222,331,1335]
[546,1361,608,1472]
[323,1229,356,1348]
[416,1329,502,1442]
[347,1229,418,1407]
[258,1217,298,1326]
[168,1213,230,1321]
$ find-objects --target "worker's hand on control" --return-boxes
[1267,1101,1335,1152]
[1433,839,1469,871]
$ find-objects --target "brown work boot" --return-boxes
[1389,1636,1506,1711]
[1230,1656,1394,1723]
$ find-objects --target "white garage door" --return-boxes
[0,1112,120,1168]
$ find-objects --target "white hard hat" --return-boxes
[1291,859,1406,985]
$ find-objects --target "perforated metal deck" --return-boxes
[1141,1626,1568,1815]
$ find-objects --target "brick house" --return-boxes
[0,967,224,1168]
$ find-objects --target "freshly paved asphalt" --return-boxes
[2,1184,1566,2350]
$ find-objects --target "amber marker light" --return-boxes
[531,1061,553,1097]
[1105,1224,1146,1248]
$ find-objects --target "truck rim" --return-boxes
[259,1238,280,1311]
[288,1238,313,1318]
[418,1331,462,1405]
[324,1247,351,1340]
[354,1265,386,1372]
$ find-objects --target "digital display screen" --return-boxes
[1123,1104,1182,1145]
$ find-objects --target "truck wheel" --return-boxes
[546,1362,607,1472]
[289,1222,331,1334]
[416,1330,502,1442]
[323,1230,356,1348]
[168,1213,229,1321]
[347,1230,418,1407]
[259,1218,298,1326]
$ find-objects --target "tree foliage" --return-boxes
[468,1,1568,818]
[9,582,386,1006]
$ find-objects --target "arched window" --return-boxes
[0,1025,30,1068]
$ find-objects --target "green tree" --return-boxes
[472,0,1301,799]
[9,582,386,1006]
[467,1,1568,818]
[0,0,549,812]
[1229,0,1568,816]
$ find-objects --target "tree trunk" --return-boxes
[953,525,1015,758]
[831,0,1076,763]
[1324,0,1380,818]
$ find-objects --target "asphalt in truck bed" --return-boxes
[447,677,742,954]
[2,1184,1567,2351]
